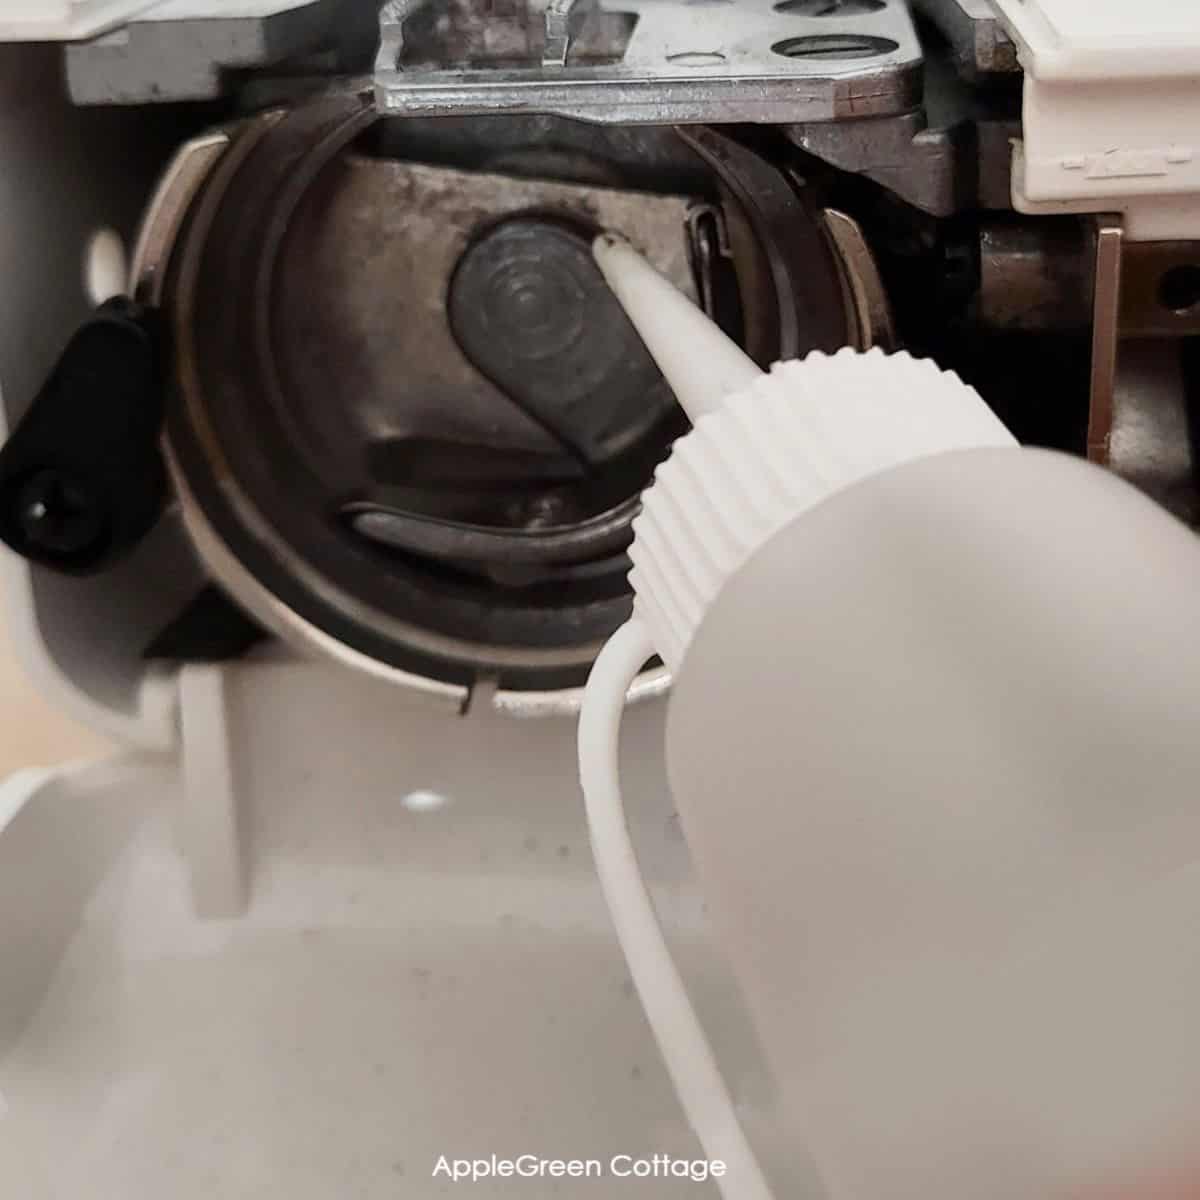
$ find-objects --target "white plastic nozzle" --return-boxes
[581,230,1020,1200]
[592,233,762,420]
[592,232,1018,672]
[631,350,1017,674]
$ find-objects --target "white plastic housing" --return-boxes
[0,658,815,1198]
[0,46,204,749]
[666,447,1200,1200]
[991,0,1200,240]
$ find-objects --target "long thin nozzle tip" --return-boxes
[592,232,762,421]
[592,231,629,271]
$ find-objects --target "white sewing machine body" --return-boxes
[2,1,1200,1194]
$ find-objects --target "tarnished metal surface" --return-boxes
[273,155,695,467]
[791,49,1021,216]
[822,208,896,350]
[374,0,923,123]
[542,0,587,66]
[977,115,1021,211]
[978,221,1092,332]
[1110,341,1199,527]
[166,435,473,714]
[678,125,848,363]
[164,99,711,699]
[913,0,1018,79]
[684,202,738,333]
[1119,242,1200,338]
[348,499,639,568]
[1092,242,1200,518]
[1088,216,1125,464]
[792,110,968,217]
[130,128,231,304]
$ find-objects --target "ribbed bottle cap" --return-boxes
[629,349,1017,673]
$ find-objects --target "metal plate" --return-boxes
[374,0,923,123]
[1110,340,1199,527]
[131,129,231,303]
[1119,241,1200,338]
[165,98,703,694]
[912,0,1018,78]
[271,155,696,470]
[162,100,853,703]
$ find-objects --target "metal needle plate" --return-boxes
[375,0,923,123]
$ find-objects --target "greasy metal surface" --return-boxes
[678,125,848,363]
[1118,242,1200,338]
[978,221,1092,332]
[166,437,471,713]
[274,156,695,474]
[1109,341,1199,527]
[977,116,1021,211]
[374,0,923,123]
[368,112,712,192]
[348,499,638,567]
[822,208,896,350]
[542,0,587,66]
[792,109,968,217]
[913,0,1018,79]
[684,202,738,332]
[131,129,231,305]
[165,99,706,696]
[1088,217,1124,464]
[790,49,1021,216]
[382,0,634,70]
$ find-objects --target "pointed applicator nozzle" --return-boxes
[593,233,763,422]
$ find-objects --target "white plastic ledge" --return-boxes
[992,0,1200,241]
